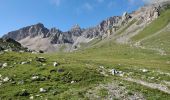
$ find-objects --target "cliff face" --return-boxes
[2,1,168,52]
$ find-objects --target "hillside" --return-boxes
[0,38,27,52]
[2,1,161,53]
[0,1,170,100]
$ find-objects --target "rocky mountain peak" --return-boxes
[2,1,170,52]
[71,24,81,30]
[70,24,83,37]
[33,23,45,28]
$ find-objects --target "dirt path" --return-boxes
[86,80,145,100]
[125,78,170,94]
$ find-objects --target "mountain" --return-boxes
[0,38,27,52]
[2,1,169,53]
[1,1,170,100]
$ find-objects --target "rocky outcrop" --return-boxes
[0,38,27,52]
[2,1,169,52]
[2,23,49,41]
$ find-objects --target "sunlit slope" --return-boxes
[132,8,170,41]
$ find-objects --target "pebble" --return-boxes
[30,96,34,99]
[39,88,47,93]
[3,77,10,82]
[142,69,148,73]
[71,81,75,84]
[53,62,59,67]
[31,76,39,81]
[2,63,8,67]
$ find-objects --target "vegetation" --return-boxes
[0,5,170,100]
[132,9,170,41]
[116,19,137,35]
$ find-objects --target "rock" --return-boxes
[18,80,25,85]
[52,90,58,95]
[30,96,34,99]
[109,69,117,75]
[39,88,47,93]
[3,77,10,82]
[11,81,16,84]
[150,77,155,79]
[4,49,12,52]
[21,62,29,65]
[35,94,40,97]
[58,68,64,73]
[19,50,24,53]
[42,64,46,66]
[31,76,40,81]
[71,81,75,84]
[2,63,7,67]
[39,50,44,53]
[19,89,30,96]
[36,57,46,63]
[53,62,59,67]
[32,51,38,54]
[109,69,124,76]
[50,69,57,73]
[99,66,104,69]
[141,69,148,73]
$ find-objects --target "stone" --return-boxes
[71,81,75,84]
[53,62,59,67]
[30,96,34,99]
[141,69,148,73]
[19,50,24,53]
[36,57,46,63]
[11,81,16,84]
[42,64,46,66]
[52,91,58,95]
[2,63,7,67]
[109,69,117,75]
[31,76,40,81]
[3,77,10,82]
[18,80,25,85]
[21,62,28,65]
[58,69,64,73]
[39,88,47,93]
[109,69,124,76]
[99,66,104,69]
[36,94,40,97]
[19,89,30,96]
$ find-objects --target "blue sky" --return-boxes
[0,0,146,36]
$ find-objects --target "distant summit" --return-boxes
[2,1,169,52]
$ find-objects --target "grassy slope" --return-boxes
[115,19,137,36]
[132,8,170,41]
[0,7,170,100]
[142,30,170,55]
[0,39,170,99]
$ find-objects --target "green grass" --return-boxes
[1,36,170,99]
[132,8,170,41]
[141,31,170,55]
[116,19,137,35]
[98,88,108,98]
[1,7,170,100]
